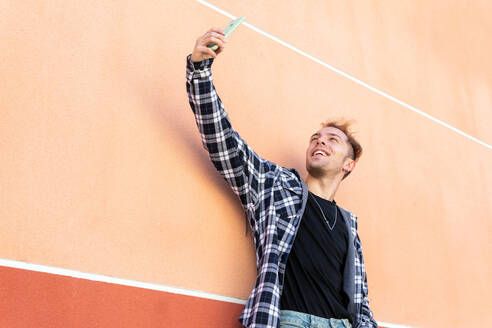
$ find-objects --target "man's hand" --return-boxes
[190,27,227,62]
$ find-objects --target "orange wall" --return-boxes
[1,1,491,327]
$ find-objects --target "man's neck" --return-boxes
[304,173,342,202]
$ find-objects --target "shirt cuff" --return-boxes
[186,54,214,71]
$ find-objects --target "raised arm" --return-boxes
[185,28,279,228]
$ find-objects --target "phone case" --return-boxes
[207,16,246,51]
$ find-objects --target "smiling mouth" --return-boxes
[312,149,329,157]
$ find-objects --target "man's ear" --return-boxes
[343,158,356,174]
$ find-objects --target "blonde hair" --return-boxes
[320,119,363,180]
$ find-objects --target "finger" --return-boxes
[202,31,227,44]
[202,39,224,52]
[203,29,224,38]
[211,31,227,42]
[206,47,217,58]
[209,27,225,36]
[198,33,219,48]
[215,45,224,55]
[204,36,225,48]
[198,46,217,59]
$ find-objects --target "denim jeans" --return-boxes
[279,310,352,328]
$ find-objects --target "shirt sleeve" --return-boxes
[356,234,379,328]
[185,54,279,230]
[358,277,378,327]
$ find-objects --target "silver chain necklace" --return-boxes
[309,192,337,231]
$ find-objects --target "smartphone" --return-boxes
[207,16,246,51]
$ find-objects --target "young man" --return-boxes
[186,27,378,328]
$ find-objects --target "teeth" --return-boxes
[314,151,326,156]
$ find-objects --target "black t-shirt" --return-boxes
[280,191,351,320]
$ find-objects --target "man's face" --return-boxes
[305,126,355,179]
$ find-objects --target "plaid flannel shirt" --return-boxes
[185,54,378,328]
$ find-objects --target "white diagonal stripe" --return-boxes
[0,257,246,305]
[196,0,491,150]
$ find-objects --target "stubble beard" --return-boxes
[306,161,327,179]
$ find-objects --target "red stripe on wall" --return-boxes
[0,266,244,328]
